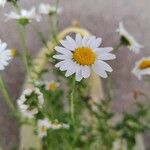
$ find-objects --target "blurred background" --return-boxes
[0,0,150,149]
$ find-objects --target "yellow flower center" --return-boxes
[41,126,47,132]
[48,83,58,91]
[73,47,96,65]
[139,60,150,70]
[11,49,17,57]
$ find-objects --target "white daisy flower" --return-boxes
[0,0,6,7]
[132,57,150,80]
[17,88,44,119]
[116,22,143,53]
[49,120,70,130]
[39,3,61,16]
[53,34,116,81]
[5,7,41,25]
[45,80,60,92]
[37,118,50,138]
[0,40,12,70]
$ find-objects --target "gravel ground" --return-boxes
[0,0,150,149]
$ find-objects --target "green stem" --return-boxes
[48,0,60,41]
[0,76,15,111]
[11,0,31,73]
[70,78,76,122]
[12,3,30,73]
[18,24,31,73]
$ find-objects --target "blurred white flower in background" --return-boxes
[0,40,12,70]
[45,80,60,92]
[0,0,6,7]
[37,118,51,138]
[5,7,41,25]
[39,3,61,16]
[37,118,69,138]
[49,120,70,130]
[17,88,44,119]
[53,34,116,81]
[132,57,150,80]
[116,22,143,53]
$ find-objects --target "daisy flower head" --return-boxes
[0,0,6,7]
[39,3,61,16]
[45,80,60,92]
[53,34,116,81]
[5,7,41,26]
[132,57,150,80]
[37,118,50,138]
[0,40,12,70]
[116,22,143,53]
[17,88,44,119]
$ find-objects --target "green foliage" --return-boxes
[115,102,150,149]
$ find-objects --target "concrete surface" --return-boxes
[0,0,150,149]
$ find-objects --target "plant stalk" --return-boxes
[0,76,15,111]
[70,78,76,122]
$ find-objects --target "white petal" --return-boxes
[75,69,83,81]
[66,36,77,49]
[59,60,74,71]
[0,59,8,66]
[59,63,69,71]
[82,36,90,46]
[55,46,72,55]
[94,47,113,53]
[65,68,76,77]
[60,39,76,51]
[81,66,91,78]
[97,53,116,60]
[92,63,108,78]
[86,36,95,47]
[0,64,4,70]
[96,60,113,72]
[89,36,102,48]
[53,54,71,60]
[0,43,7,51]
[55,60,66,68]
[75,33,82,47]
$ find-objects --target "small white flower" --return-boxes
[37,118,50,138]
[49,120,70,130]
[45,80,60,92]
[39,3,61,15]
[5,7,41,25]
[116,22,143,53]
[17,88,44,119]
[0,0,6,7]
[61,123,70,129]
[0,40,12,70]
[37,118,69,137]
[132,57,150,80]
[53,34,116,81]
